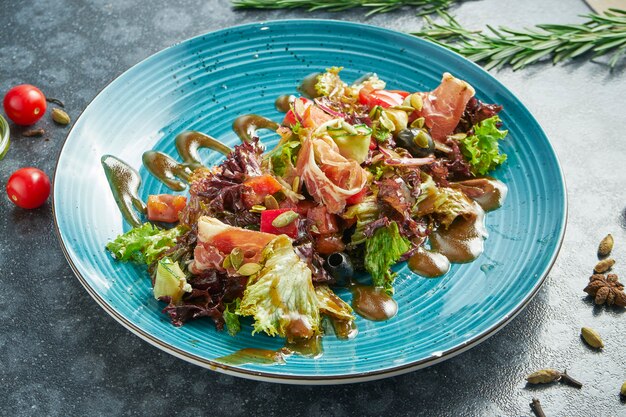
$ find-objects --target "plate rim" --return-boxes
[52,18,568,384]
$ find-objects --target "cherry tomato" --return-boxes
[243,174,283,196]
[6,167,51,209]
[147,194,187,222]
[346,186,368,205]
[3,85,47,125]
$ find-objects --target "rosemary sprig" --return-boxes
[232,0,455,16]
[412,9,626,70]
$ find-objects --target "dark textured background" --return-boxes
[1,0,625,416]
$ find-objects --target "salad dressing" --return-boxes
[298,72,323,98]
[429,205,488,263]
[101,154,146,228]
[408,248,451,277]
[285,334,323,358]
[330,318,359,340]
[232,115,279,143]
[175,131,231,170]
[275,94,295,113]
[216,348,287,366]
[142,151,191,191]
[451,178,508,212]
[350,284,398,321]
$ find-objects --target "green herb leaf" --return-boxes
[364,221,411,293]
[105,223,185,265]
[458,116,508,175]
[223,298,242,336]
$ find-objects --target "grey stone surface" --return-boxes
[1,0,625,416]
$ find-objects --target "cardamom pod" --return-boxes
[621,381,626,397]
[51,108,71,125]
[526,369,561,384]
[264,194,279,210]
[237,262,262,276]
[598,234,614,257]
[594,258,615,273]
[229,248,244,270]
[272,210,298,228]
[581,327,604,349]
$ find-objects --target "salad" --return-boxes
[105,68,509,349]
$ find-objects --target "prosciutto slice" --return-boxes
[296,135,368,214]
[419,73,475,142]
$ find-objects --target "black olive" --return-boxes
[395,128,435,158]
[325,252,354,286]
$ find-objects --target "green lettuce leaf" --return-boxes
[105,223,185,265]
[315,66,346,97]
[364,221,411,292]
[315,285,354,322]
[269,140,300,176]
[459,116,508,175]
[223,298,241,337]
[413,174,477,227]
[342,196,379,245]
[239,235,320,339]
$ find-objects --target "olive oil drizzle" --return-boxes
[101,155,146,228]
[232,114,278,143]
[175,131,232,170]
[142,151,192,191]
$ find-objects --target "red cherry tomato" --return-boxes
[6,167,51,209]
[346,187,368,205]
[243,174,283,196]
[146,194,187,223]
[3,85,47,125]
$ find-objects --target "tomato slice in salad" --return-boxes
[359,85,408,108]
[260,208,299,238]
[146,194,187,223]
[244,174,282,196]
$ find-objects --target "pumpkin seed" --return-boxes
[410,117,425,129]
[229,248,244,270]
[264,195,279,210]
[272,210,299,228]
[292,176,300,192]
[238,263,262,276]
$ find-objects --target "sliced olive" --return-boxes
[395,128,435,158]
[325,252,354,286]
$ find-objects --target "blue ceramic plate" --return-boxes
[53,20,566,384]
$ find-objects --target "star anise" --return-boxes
[584,274,626,307]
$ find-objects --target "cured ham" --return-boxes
[418,73,475,142]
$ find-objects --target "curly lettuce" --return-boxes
[239,235,320,340]
[459,116,508,175]
[315,285,354,322]
[105,223,185,265]
[414,174,477,227]
[269,140,300,177]
[315,66,346,97]
[364,221,411,292]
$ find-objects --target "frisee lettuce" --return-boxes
[459,116,508,175]
[105,223,185,265]
[364,221,411,293]
[239,235,320,339]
